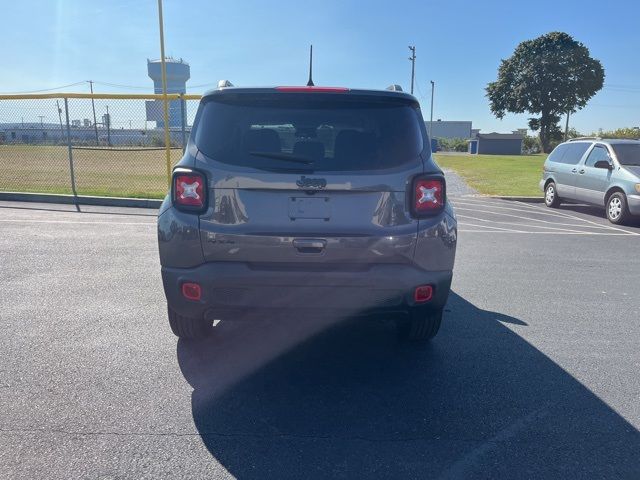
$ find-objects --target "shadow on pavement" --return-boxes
[0,203,156,217]
[557,203,640,228]
[177,292,640,479]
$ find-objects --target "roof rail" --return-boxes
[568,136,600,142]
[386,84,403,92]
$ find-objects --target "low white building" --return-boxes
[427,120,473,139]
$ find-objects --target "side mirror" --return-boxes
[594,160,613,170]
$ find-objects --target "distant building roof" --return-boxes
[147,57,189,66]
[477,132,524,140]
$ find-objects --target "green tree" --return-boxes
[595,127,640,139]
[522,135,541,154]
[437,137,468,152]
[486,32,604,153]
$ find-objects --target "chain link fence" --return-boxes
[0,93,201,199]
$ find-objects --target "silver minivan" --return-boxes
[540,138,640,224]
[157,86,457,342]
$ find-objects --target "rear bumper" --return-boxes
[627,194,640,215]
[162,262,453,320]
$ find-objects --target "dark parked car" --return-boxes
[158,85,457,341]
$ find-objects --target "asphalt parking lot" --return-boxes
[1,197,639,479]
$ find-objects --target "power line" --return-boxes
[0,81,87,94]
[188,82,220,89]
[91,81,150,90]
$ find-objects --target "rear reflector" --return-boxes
[182,282,202,301]
[173,171,206,210]
[413,177,445,215]
[414,285,434,303]
[275,86,349,93]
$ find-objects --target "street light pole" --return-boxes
[429,80,435,141]
[88,80,100,145]
[408,46,416,95]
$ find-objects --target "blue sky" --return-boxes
[3,0,640,133]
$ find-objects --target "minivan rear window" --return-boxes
[193,94,425,171]
[547,143,590,165]
[611,143,640,166]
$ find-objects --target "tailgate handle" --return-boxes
[293,239,326,253]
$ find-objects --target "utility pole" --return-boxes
[87,80,99,145]
[429,81,435,141]
[564,110,571,141]
[105,105,111,146]
[56,100,65,141]
[408,46,416,95]
[157,0,172,187]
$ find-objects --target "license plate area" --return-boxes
[289,197,330,220]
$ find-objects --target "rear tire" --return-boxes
[606,192,631,225]
[168,307,210,339]
[397,307,443,342]
[544,182,561,208]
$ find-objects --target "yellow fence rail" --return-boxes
[0,92,204,200]
[0,93,202,100]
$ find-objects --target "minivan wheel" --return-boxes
[397,307,443,342]
[606,192,631,225]
[544,182,561,208]
[167,307,210,339]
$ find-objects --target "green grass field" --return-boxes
[434,153,545,196]
[1,145,544,199]
[0,145,183,199]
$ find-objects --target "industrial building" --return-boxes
[146,57,190,129]
[0,123,188,146]
[469,132,524,155]
[427,120,473,139]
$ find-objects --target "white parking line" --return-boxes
[452,199,607,222]
[512,200,640,236]
[453,206,615,230]
[451,197,640,236]
[459,221,530,233]
[454,207,613,230]
[456,214,597,234]
[458,229,636,235]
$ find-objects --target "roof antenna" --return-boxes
[306,45,314,86]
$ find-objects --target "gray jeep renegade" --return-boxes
[157,85,457,341]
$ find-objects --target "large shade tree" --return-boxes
[486,32,604,153]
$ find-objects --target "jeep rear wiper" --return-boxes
[249,151,314,165]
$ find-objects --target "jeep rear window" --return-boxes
[193,94,425,171]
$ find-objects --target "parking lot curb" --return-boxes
[488,196,544,203]
[0,191,163,209]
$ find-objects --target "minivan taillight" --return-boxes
[412,176,445,216]
[172,170,206,211]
